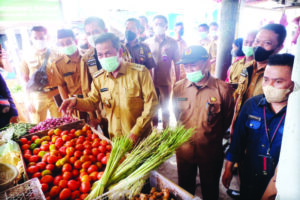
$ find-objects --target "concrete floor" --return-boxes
[157,155,240,200]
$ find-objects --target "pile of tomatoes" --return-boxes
[19,125,112,200]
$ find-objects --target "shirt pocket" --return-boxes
[63,71,75,88]
[100,92,113,109]
[125,86,143,112]
[177,100,191,122]
[206,102,221,125]
[245,118,262,142]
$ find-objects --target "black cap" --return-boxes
[57,29,75,39]
[176,45,209,65]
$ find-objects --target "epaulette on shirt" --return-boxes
[93,69,105,78]
[130,64,145,72]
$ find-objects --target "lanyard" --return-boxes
[263,106,286,155]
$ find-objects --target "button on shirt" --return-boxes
[76,62,158,138]
[126,41,156,70]
[173,75,235,162]
[145,36,180,86]
[227,94,286,177]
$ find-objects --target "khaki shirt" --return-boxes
[76,62,158,138]
[173,75,234,162]
[145,36,180,86]
[126,41,156,70]
[52,54,91,96]
[229,58,254,84]
[21,48,60,88]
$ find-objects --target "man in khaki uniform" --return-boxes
[198,23,217,76]
[231,24,287,134]
[228,30,258,84]
[21,26,61,123]
[83,17,132,76]
[173,46,234,199]
[59,33,158,142]
[145,15,180,128]
[174,22,188,80]
[52,29,93,121]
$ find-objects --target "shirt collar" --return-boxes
[185,73,215,89]
[63,52,80,64]
[257,95,287,114]
[105,61,127,78]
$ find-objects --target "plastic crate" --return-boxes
[0,178,46,200]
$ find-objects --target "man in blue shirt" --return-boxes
[222,53,295,200]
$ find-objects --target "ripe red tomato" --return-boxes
[61,130,69,136]
[74,160,82,169]
[33,148,40,155]
[49,185,60,197]
[84,143,92,150]
[75,144,84,151]
[20,137,28,144]
[88,155,96,162]
[58,179,68,188]
[74,150,82,158]
[100,140,108,146]
[22,144,30,150]
[65,140,75,148]
[89,171,98,181]
[59,146,67,156]
[46,164,55,171]
[24,154,31,161]
[24,149,31,155]
[31,135,39,142]
[92,141,99,148]
[83,149,91,156]
[69,156,76,164]
[97,153,105,162]
[67,180,80,191]
[41,175,53,184]
[101,156,107,165]
[80,174,90,182]
[62,135,71,142]
[32,172,41,178]
[70,129,76,134]
[72,169,79,177]
[79,172,88,180]
[71,190,81,199]
[80,193,89,200]
[59,188,71,200]
[97,171,104,180]
[40,144,49,151]
[47,155,58,164]
[41,154,49,163]
[66,147,75,156]
[98,145,106,153]
[41,183,48,192]
[55,138,64,148]
[27,166,39,174]
[91,133,98,140]
[29,155,39,163]
[95,162,102,170]
[62,171,73,180]
[87,165,97,174]
[106,144,112,152]
[62,163,72,173]
[82,161,91,169]
[91,148,99,156]
[53,175,62,185]
[80,181,91,193]
[36,162,46,170]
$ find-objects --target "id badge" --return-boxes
[258,154,274,176]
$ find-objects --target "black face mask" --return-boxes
[254,46,275,62]
[80,43,89,50]
[125,30,137,42]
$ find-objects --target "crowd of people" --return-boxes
[1,14,299,200]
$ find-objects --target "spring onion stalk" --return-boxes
[85,136,133,200]
[105,126,194,199]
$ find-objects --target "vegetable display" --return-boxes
[29,117,78,133]
[20,125,111,200]
[131,187,174,200]
[0,123,36,141]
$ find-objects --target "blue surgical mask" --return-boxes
[186,70,205,83]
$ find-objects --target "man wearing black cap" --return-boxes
[173,46,235,199]
[52,29,95,121]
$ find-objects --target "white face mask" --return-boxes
[87,34,102,48]
[32,39,47,51]
[154,26,165,36]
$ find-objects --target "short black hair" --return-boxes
[198,23,209,31]
[31,26,47,34]
[175,22,184,27]
[126,18,141,29]
[84,17,106,30]
[209,22,218,28]
[139,16,148,23]
[95,33,120,51]
[153,15,168,24]
[261,23,287,47]
[268,53,294,69]
[57,29,75,39]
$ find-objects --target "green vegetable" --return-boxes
[0,123,36,141]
